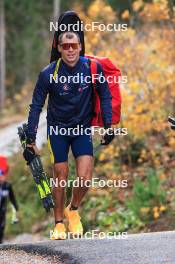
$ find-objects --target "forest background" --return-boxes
[0,0,175,240]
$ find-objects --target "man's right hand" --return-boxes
[27,144,40,155]
[23,144,39,165]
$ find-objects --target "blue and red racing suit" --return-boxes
[27,56,112,163]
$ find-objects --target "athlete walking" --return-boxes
[27,31,112,239]
[0,156,19,243]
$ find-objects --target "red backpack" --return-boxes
[0,156,9,174]
[53,55,122,127]
[86,55,122,127]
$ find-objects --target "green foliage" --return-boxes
[5,0,53,97]
[126,169,166,220]
[120,137,145,166]
[81,193,144,233]
[81,169,167,234]
[6,152,47,238]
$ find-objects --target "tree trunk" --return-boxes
[0,0,5,110]
[53,0,60,22]
[167,0,174,19]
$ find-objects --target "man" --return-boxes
[27,31,112,240]
[0,156,19,243]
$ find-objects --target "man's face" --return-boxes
[58,33,81,64]
[0,174,6,183]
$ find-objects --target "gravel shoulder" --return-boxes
[0,249,61,264]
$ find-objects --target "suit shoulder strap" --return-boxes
[53,59,61,81]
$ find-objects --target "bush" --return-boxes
[126,169,167,221]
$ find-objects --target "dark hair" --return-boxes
[58,31,80,44]
[50,11,85,62]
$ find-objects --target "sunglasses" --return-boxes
[60,43,80,50]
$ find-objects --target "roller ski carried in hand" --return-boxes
[168,116,175,130]
[18,123,54,212]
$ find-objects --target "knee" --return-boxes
[53,164,68,181]
[78,168,93,182]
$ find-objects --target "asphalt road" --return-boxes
[0,231,175,264]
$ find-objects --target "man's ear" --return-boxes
[79,43,82,51]
[58,44,61,53]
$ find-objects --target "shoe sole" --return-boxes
[51,237,66,240]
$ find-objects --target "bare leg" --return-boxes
[71,155,93,207]
[52,162,68,222]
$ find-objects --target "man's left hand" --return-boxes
[101,127,115,145]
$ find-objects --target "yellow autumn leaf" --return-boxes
[153,206,159,213]
[140,207,150,214]
[159,205,166,212]
[121,10,130,20]
[153,211,160,219]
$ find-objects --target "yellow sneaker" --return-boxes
[64,205,83,237]
[50,223,66,240]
